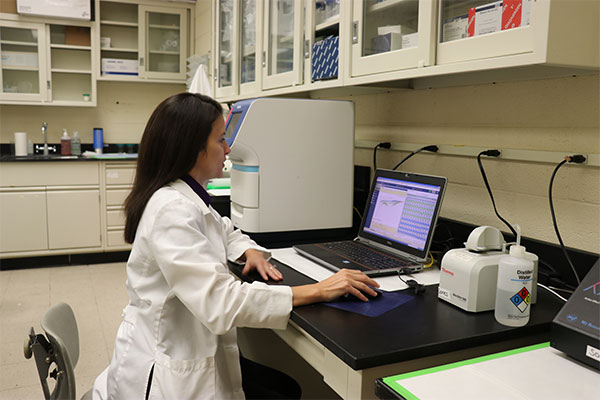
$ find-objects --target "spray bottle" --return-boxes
[494,225,534,327]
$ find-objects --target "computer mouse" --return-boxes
[342,286,382,301]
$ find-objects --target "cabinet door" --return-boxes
[0,21,48,102]
[306,0,343,85]
[46,189,101,250]
[436,0,534,65]
[262,0,304,90]
[48,24,95,105]
[216,0,240,97]
[0,190,48,253]
[138,5,187,80]
[350,0,435,77]
[98,1,140,81]
[239,0,263,95]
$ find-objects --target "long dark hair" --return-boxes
[124,93,223,243]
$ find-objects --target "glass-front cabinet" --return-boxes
[437,0,533,65]
[262,0,303,90]
[98,0,188,82]
[215,0,262,98]
[305,0,343,86]
[216,0,237,97]
[1,20,95,105]
[139,6,187,80]
[240,0,261,95]
[0,21,46,102]
[350,0,436,78]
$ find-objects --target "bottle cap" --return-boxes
[509,224,527,258]
[73,131,79,137]
[62,128,68,137]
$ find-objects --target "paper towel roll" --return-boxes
[14,132,27,156]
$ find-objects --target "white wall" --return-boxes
[340,74,599,253]
[0,81,185,145]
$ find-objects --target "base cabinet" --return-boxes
[47,189,101,249]
[0,160,138,258]
[0,189,47,253]
[0,162,102,257]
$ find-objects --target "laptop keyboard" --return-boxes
[319,241,415,270]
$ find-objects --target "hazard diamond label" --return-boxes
[509,287,531,313]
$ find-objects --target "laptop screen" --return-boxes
[359,169,447,260]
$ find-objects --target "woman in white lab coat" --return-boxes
[93,93,379,400]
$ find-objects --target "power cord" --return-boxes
[548,155,586,286]
[373,142,391,172]
[476,149,518,239]
[392,145,439,171]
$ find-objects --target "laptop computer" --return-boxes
[294,169,447,277]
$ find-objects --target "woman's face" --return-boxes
[189,117,230,184]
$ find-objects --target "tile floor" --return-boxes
[0,262,128,399]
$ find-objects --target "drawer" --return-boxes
[105,168,135,185]
[106,188,131,206]
[107,209,125,227]
[0,162,99,187]
[107,230,128,247]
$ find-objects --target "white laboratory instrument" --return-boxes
[225,98,354,233]
[438,226,538,312]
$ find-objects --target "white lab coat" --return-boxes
[93,179,293,400]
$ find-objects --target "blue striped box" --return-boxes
[311,35,339,81]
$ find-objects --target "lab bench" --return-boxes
[229,256,566,399]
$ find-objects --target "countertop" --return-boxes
[0,154,138,162]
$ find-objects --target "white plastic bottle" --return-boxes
[71,131,81,156]
[60,128,71,156]
[494,225,534,327]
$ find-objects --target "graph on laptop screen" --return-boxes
[363,176,442,251]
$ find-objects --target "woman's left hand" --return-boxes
[241,249,283,281]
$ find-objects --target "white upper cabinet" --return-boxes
[215,0,263,98]
[350,0,436,77]
[216,0,238,97]
[305,0,345,87]
[436,0,599,68]
[262,0,304,90]
[211,0,598,101]
[138,6,187,80]
[240,0,263,95]
[0,21,47,102]
[98,0,190,82]
[0,19,95,105]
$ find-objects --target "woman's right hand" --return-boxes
[291,269,379,306]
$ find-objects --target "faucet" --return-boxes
[41,122,48,155]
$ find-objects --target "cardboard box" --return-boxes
[0,0,18,14]
[312,35,338,81]
[65,26,90,46]
[468,1,502,37]
[502,0,531,30]
[101,58,138,75]
[377,25,415,36]
[443,14,468,42]
[371,32,403,54]
[1,51,38,68]
[402,32,418,49]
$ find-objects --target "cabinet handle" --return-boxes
[47,80,51,89]
[262,51,266,68]
[304,39,310,59]
[352,21,359,44]
[139,57,144,67]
